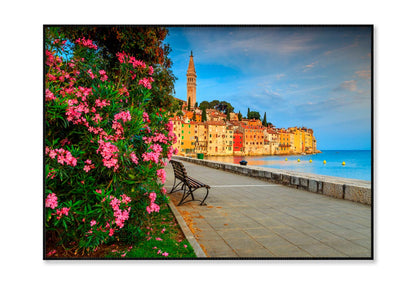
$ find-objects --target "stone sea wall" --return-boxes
[172,156,372,205]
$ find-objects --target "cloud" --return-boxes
[303,61,318,72]
[355,69,371,80]
[276,73,285,79]
[333,80,357,92]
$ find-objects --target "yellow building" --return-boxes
[288,127,303,154]
[194,122,208,154]
[278,130,293,154]
[206,121,227,155]
[224,126,234,155]
[180,122,197,154]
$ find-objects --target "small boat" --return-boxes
[239,160,248,166]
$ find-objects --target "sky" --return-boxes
[164,26,372,150]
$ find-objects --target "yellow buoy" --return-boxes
[297,159,300,162]
[309,159,312,163]
[323,160,326,164]
[342,161,346,166]
[285,158,287,161]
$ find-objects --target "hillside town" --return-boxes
[169,52,320,157]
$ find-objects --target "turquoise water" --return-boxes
[204,150,372,181]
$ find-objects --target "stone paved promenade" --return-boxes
[166,160,372,258]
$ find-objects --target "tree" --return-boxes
[226,111,230,121]
[247,107,250,119]
[209,100,220,109]
[192,111,196,121]
[262,112,267,126]
[194,102,198,109]
[54,26,177,113]
[187,97,191,111]
[199,100,210,110]
[202,108,207,122]
[238,111,242,121]
[248,111,260,120]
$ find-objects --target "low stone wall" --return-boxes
[172,156,372,205]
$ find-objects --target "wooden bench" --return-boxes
[169,160,210,206]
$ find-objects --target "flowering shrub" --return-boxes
[45,31,177,254]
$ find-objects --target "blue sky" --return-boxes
[164,26,372,150]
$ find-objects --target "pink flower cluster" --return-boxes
[148,66,154,76]
[146,192,160,214]
[99,70,108,82]
[97,140,119,171]
[167,146,178,161]
[166,121,178,144]
[56,207,70,220]
[139,77,154,90]
[83,159,95,173]
[143,112,150,123]
[114,110,131,123]
[108,195,131,229]
[156,249,169,257]
[116,52,145,69]
[87,69,95,79]
[95,98,110,108]
[46,147,77,167]
[119,85,129,97]
[130,152,138,164]
[157,169,166,184]
[161,187,167,195]
[45,193,58,209]
[75,37,98,50]
[45,89,56,101]
[142,143,163,164]
[143,133,168,145]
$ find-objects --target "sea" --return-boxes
[204,150,372,181]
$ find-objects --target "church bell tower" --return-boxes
[186,51,197,110]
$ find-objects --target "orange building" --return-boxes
[241,125,265,155]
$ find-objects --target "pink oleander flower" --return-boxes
[149,192,157,203]
[45,89,56,101]
[46,249,57,257]
[143,112,150,123]
[157,169,166,184]
[146,202,160,214]
[95,98,110,108]
[139,77,153,89]
[161,187,167,195]
[99,70,108,81]
[56,207,70,220]
[130,152,138,164]
[87,69,95,79]
[148,66,154,76]
[90,220,97,226]
[45,193,58,209]
[155,237,163,241]
[121,194,131,204]
[162,252,169,257]
[184,245,188,248]
[114,110,131,123]
[75,37,98,50]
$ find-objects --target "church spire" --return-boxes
[186,51,197,110]
[187,51,196,75]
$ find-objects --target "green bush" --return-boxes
[44,29,178,255]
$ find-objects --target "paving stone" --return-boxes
[165,160,372,258]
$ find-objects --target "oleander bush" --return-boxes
[44,28,178,255]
